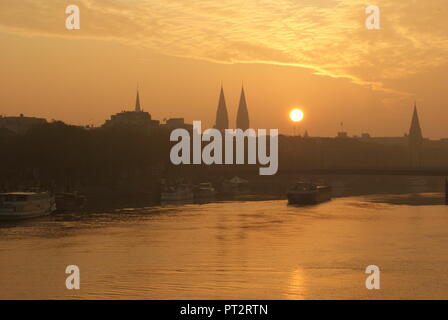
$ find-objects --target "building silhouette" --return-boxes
[276,102,440,171]
[0,114,47,134]
[236,85,250,130]
[214,85,229,130]
[102,87,193,132]
[102,88,159,129]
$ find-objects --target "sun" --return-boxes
[289,108,304,123]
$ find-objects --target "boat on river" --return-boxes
[0,192,56,220]
[287,182,332,205]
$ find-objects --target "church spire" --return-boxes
[214,84,229,130]
[408,102,423,168]
[409,102,422,141]
[236,84,250,130]
[135,86,141,112]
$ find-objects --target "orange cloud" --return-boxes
[0,0,447,103]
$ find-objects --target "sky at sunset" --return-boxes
[1,0,448,137]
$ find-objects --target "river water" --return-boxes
[1,194,448,299]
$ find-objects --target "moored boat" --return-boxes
[287,182,332,205]
[0,192,56,220]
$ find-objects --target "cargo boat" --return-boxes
[287,182,332,205]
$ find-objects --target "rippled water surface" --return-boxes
[1,194,448,299]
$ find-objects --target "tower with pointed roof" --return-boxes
[102,87,160,129]
[408,102,423,167]
[214,85,229,130]
[409,102,422,142]
[236,85,250,130]
[135,87,141,112]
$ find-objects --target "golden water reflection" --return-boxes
[285,268,306,300]
[1,195,448,299]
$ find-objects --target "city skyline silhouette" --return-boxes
[1,1,448,138]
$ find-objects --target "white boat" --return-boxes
[194,182,216,199]
[0,192,56,220]
[161,184,194,201]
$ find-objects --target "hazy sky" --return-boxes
[1,0,447,137]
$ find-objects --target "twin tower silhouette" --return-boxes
[214,85,250,131]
